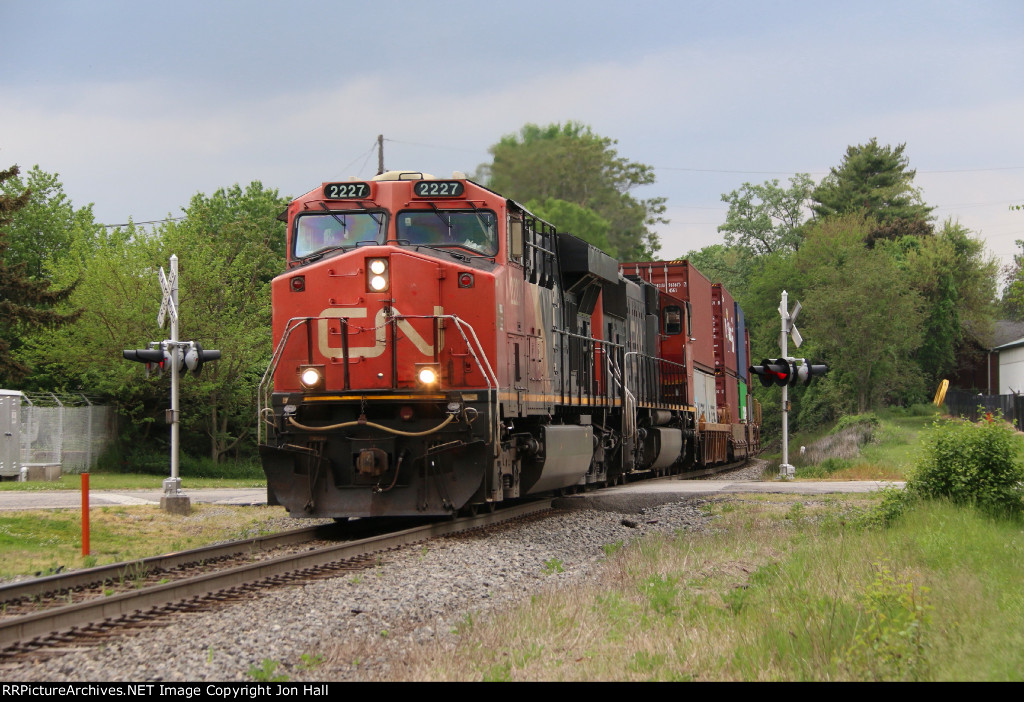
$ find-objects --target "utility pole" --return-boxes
[377,134,384,175]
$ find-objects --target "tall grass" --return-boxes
[386,497,1024,681]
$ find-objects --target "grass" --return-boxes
[391,496,1024,681]
[0,504,291,578]
[767,405,946,480]
[0,473,265,491]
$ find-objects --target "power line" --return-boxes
[100,216,184,229]
[383,137,480,154]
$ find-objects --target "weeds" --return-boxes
[639,574,679,616]
[248,658,289,682]
[602,540,624,558]
[839,561,931,681]
[542,558,564,575]
[298,653,324,670]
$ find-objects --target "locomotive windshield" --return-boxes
[397,210,498,256]
[294,212,387,259]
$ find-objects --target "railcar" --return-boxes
[258,171,760,519]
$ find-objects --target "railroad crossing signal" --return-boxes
[749,358,793,387]
[123,347,166,377]
[794,361,829,386]
[749,358,828,388]
[183,342,221,375]
[123,341,221,376]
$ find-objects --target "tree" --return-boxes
[811,139,933,226]
[524,197,615,256]
[682,243,749,295]
[26,181,288,462]
[1001,239,1024,321]
[478,122,666,260]
[163,182,287,462]
[718,173,815,256]
[905,221,995,386]
[0,165,79,384]
[797,214,925,413]
[0,165,99,279]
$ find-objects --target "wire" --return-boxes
[100,216,185,229]
[383,137,479,154]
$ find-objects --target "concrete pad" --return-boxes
[160,495,192,515]
[23,464,61,482]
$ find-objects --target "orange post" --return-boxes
[81,472,90,556]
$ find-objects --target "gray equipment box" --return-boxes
[0,390,22,478]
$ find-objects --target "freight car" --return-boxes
[257,171,760,519]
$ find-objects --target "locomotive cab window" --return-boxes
[664,306,683,335]
[294,212,387,259]
[397,210,498,256]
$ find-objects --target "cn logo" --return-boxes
[317,306,445,359]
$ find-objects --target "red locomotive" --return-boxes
[258,171,760,518]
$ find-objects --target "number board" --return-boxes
[413,181,465,198]
[323,182,372,199]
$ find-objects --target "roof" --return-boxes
[991,320,1024,350]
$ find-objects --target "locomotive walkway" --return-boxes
[0,479,902,511]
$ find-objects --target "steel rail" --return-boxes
[0,500,552,650]
[0,524,331,605]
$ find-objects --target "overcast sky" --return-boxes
[3,0,1023,269]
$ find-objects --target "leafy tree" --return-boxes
[718,173,815,256]
[904,221,995,385]
[797,214,925,413]
[479,122,666,260]
[682,243,749,295]
[525,197,614,256]
[811,138,933,226]
[162,182,287,461]
[0,165,80,384]
[0,165,99,279]
[26,182,288,463]
[1001,239,1024,321]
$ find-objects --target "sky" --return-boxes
[3,0,1023,271]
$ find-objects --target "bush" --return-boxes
[907,416,1024,517]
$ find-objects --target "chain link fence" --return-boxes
[19,392,117,473]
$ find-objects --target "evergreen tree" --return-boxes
[0,165,78,384]
[811,139,933,226]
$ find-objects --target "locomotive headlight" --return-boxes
[416,364,440,387]
[366,258,389,292]
[298,365,325,391]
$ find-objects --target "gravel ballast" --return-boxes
[4,467,761,682]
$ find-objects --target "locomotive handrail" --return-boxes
[258,316,323,445]
[390,313,499,448]
[553,328,623,408]
[257,313,500,448]
[623,352,687,403]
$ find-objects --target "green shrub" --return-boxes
[830,412,880,435]
[907,416,1024,517]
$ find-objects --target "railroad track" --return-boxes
[0,500,552,658]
